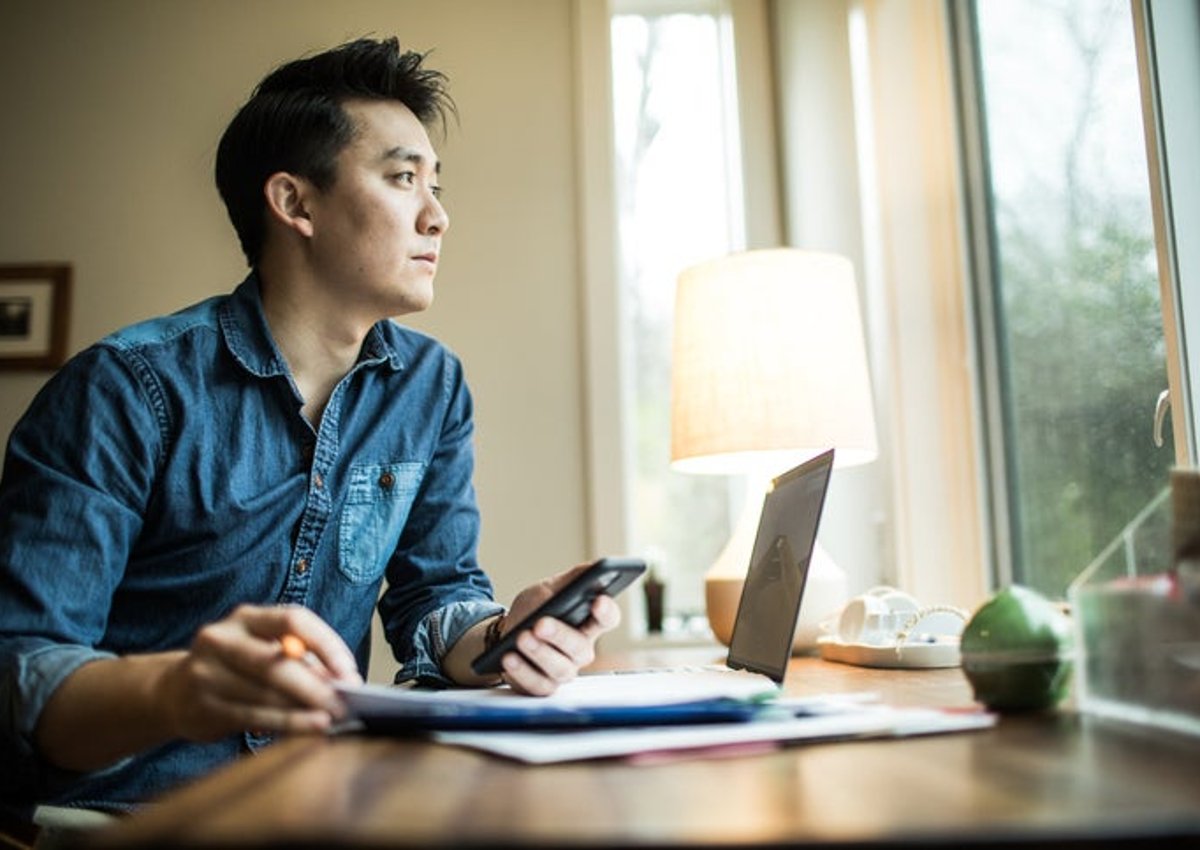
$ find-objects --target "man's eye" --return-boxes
[390,171,416,185]
[431,185,443,199]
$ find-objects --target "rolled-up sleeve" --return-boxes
[1,640,118,757]
[378,351,500,682]
[398,599,505,685]
[0,345,160,799]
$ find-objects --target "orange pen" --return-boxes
[280,633,308,661]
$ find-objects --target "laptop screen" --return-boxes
[725,448,835,682]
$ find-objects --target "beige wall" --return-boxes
[0,0,592,679]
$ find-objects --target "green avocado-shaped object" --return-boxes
[960,585,1073,712]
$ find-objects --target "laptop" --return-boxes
[550,445,836,708]
[337,448,835,730]
[725,446,836,682]
[620,446,836,689]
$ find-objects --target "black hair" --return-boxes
[214,37,454,267]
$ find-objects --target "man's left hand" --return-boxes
[497,563,622,696]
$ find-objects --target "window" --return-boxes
[958,0,1172,597]
[610,1,746,630]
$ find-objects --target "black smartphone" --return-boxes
[470,557,647,676]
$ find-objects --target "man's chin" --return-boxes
[389,291,434,318]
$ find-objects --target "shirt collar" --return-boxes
[218,274,405,378]
[360,322,406,371]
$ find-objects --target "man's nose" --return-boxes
[420,193,449,235]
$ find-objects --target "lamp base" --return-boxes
[705,541,849,654]
[704,575,744,647]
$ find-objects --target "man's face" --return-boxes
[305,99,449,318]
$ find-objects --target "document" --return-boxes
[337,668,995,761]
[432,705,997,764]
[336,669,782,731]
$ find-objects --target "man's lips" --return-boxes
[414,252,438,264]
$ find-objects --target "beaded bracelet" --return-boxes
[483,613,507,653]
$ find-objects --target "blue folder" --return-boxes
[346,696,766,733]
[336,678,776,733]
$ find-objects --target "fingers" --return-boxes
[502,587,623,697]
[501,651,561,697]
[500,616,597,696]
[178,662,336,739]
[234,604,363,685]
[581,594,622,639]
[193,628,344,715]
[163,604,362,742]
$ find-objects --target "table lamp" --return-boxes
[670,248,878,652]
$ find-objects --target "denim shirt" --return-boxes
[0,275,503,812]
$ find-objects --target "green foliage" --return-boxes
[997,201,1171,597]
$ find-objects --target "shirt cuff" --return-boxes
[396,599,505,686]
[5,642,117,759]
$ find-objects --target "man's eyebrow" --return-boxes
[381,146,441,174]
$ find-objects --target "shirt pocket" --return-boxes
[337,461,426,585]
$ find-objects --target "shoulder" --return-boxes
[14,338,170,470]
[98,295,226,355]
[39,294,232,441]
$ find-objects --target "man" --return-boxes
[0,37,619,814]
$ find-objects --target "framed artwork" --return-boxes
[0,264,71,370]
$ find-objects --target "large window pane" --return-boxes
[971,0,1171,596]
[611,8,744,628]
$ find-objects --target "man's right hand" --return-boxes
[35,604,363,772]
[157,604,363,741]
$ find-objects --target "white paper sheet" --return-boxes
[338,668,781,717]
[432,706,996,764]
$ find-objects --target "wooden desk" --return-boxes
[96,649,1200,848]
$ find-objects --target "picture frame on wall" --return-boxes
[0,264,71,371]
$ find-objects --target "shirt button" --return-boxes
[295,558,309,574]
[379,472,395,489]
[313,472,324,489]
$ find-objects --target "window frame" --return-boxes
[1132,0,1200,465]
[946,0,1015,587]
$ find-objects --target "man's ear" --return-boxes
[263,172,315,239]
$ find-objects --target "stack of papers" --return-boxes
[336,669,995,763]
[336,669,780,732]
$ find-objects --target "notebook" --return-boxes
[336,448,836,731]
